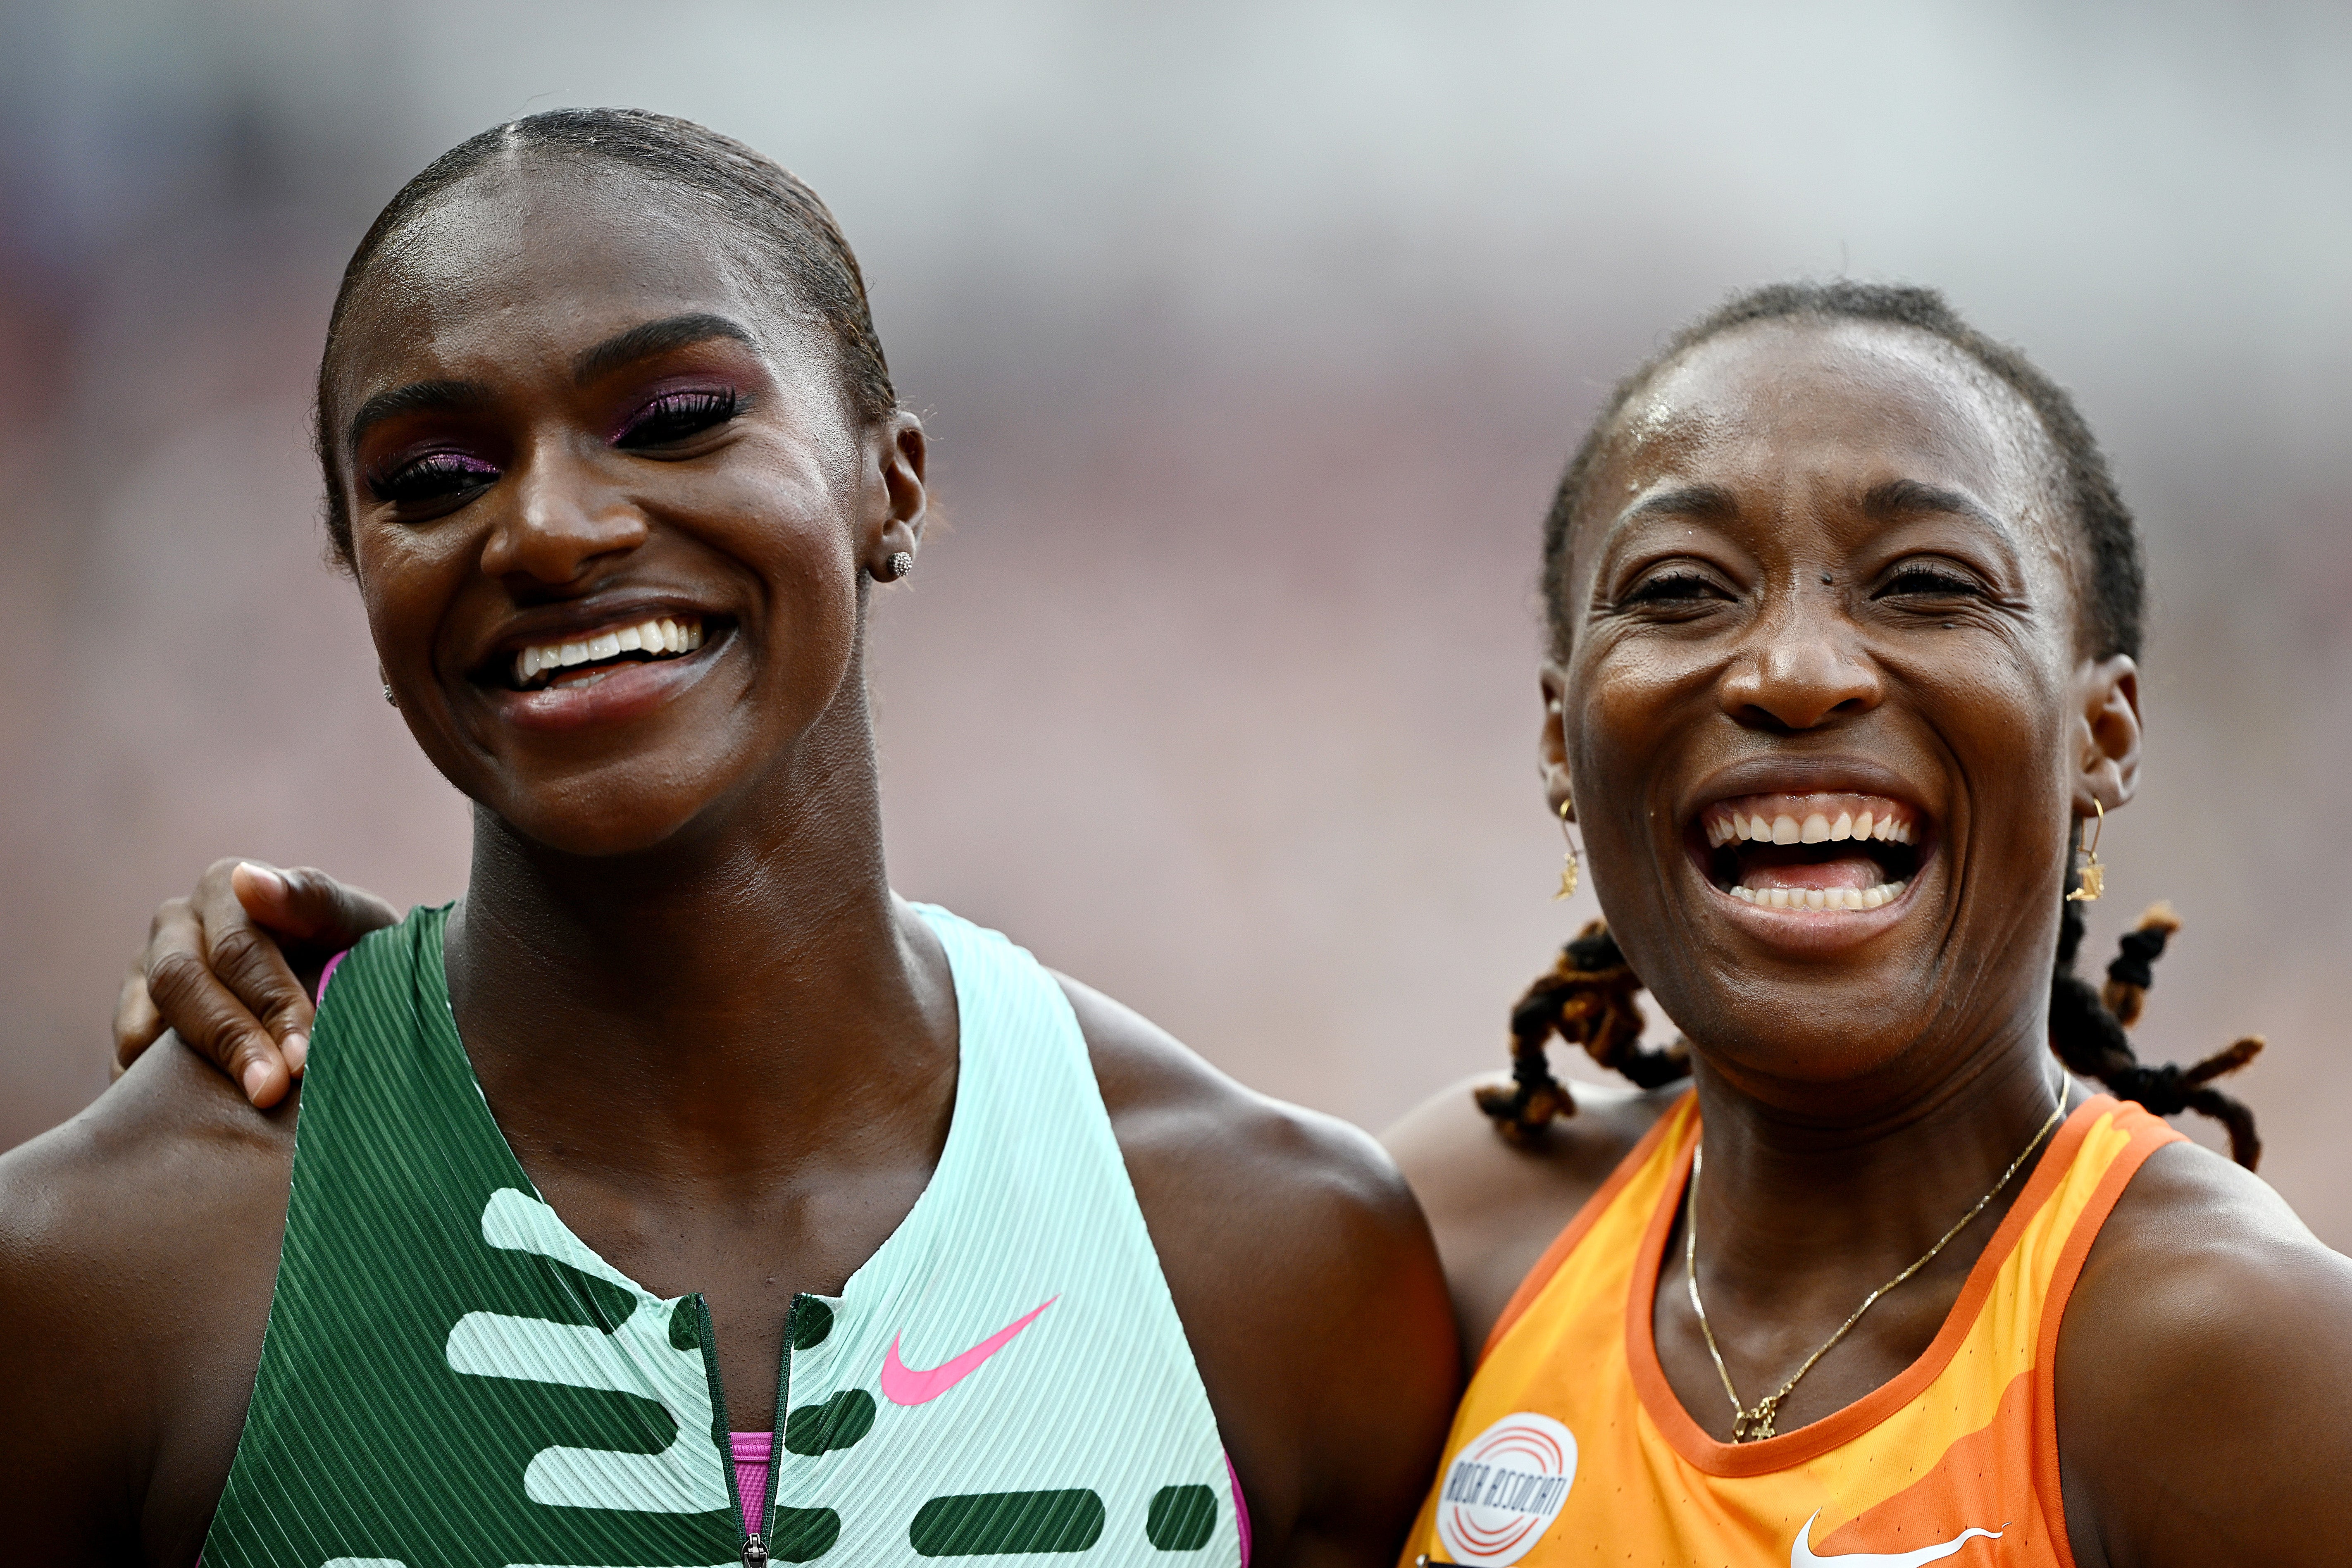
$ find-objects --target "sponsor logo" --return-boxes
[880,1296,1059,1406]
[1790,1510,2002,1567]
[1433,1413,1578,1568]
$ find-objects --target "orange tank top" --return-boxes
[1401,1093,2183,1568]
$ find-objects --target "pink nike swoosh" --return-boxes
[880,1296,1058,1406]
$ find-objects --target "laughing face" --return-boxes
[326,156,923,858]
[1542,317,2140,1102]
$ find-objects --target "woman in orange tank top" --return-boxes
[1384,283,2352,1567]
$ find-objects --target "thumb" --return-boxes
[232,861,399,948]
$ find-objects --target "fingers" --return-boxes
[142,905,294,1107]
[229,860,398,949]
[112,963,162,1078]
[130,857,401,1109]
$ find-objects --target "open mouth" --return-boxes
[1695,793,1927,912]
[496,613,720,693]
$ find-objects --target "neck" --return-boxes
[1685,1021,2072,1317]
[443,704,955,1185]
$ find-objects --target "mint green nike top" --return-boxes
[204,902,1246,1568]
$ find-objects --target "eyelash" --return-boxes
[616,388,740,447]
[368,451,498,506]
[1623,570,1724,605]
[1878,565,1985,598]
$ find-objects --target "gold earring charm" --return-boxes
[2066,799,2105,903]
[1554,799,1580,901]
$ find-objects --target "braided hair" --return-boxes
[1481,281,2266,1166]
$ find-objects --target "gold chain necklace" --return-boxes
[1682,1068,2069,1443]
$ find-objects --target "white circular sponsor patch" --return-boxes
[1433,1411,1578,1567]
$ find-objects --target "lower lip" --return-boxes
[486,638,724,733]
[1701,870,1924,953]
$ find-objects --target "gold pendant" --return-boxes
[1731,1397,1780,1443]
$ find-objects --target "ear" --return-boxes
[867,410,929,573]
[1539,660,1575,822]
[2071,653,2141,815]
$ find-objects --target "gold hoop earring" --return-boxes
[2066,799,2105,903]
[1554,799,1580,901]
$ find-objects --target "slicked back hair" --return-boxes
[312,108,897,567]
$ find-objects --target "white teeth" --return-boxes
[1772,815,1800,844]
[1801,813,1830,844]
[1830,812,1853,841]
[1854,810,1874,839]
[1731,877,1907,910]
[511,615,704,686]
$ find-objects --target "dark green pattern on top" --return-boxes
[203,906,743,1567]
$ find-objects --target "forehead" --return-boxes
[1597,318,2062,536]
[327,157,805,405]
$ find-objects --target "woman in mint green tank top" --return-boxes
[0,110,1458,1567]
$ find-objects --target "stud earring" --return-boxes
[1554,798,1580,901]
[382,681,397,707]
[2066,799,2105,903]
[876,550,915,583]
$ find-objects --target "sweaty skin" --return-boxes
[1382,319,2352,1567]
[0,151,1458,1566]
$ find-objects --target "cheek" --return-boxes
[1566,634,1709,786]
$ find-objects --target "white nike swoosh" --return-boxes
[1790,1510,2002,1568]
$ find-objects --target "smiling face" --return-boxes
[327,154,924,858]
[1543,317,2140,1101]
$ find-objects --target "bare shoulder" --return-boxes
[1383,1072,1680,1358]
[1058,972,1419,1241]
[2057,1138,2352,1567]
[1055,973,1459,1566]
[0,1037,294,1562]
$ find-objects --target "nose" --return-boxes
[1718,585,1883,732]
[477,437,649,586]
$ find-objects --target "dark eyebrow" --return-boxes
[1862,477,2004,532]
[570,312,756,386]
[346,379,494,450]
[1619,482,1740,525]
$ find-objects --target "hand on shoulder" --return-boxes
[2059,1138,2352,1567]
[1058,974,1461,1568]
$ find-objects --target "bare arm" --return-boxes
[0,1040,295,1564]
[1065,977,1463,1568]
[2059,1140,2352,1567]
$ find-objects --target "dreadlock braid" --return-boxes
[2050,884,2264,1169]
[1475,920,1690,1142]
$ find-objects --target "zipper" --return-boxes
[696,1291,807,1568]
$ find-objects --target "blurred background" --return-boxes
[2,1,2347,1244]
